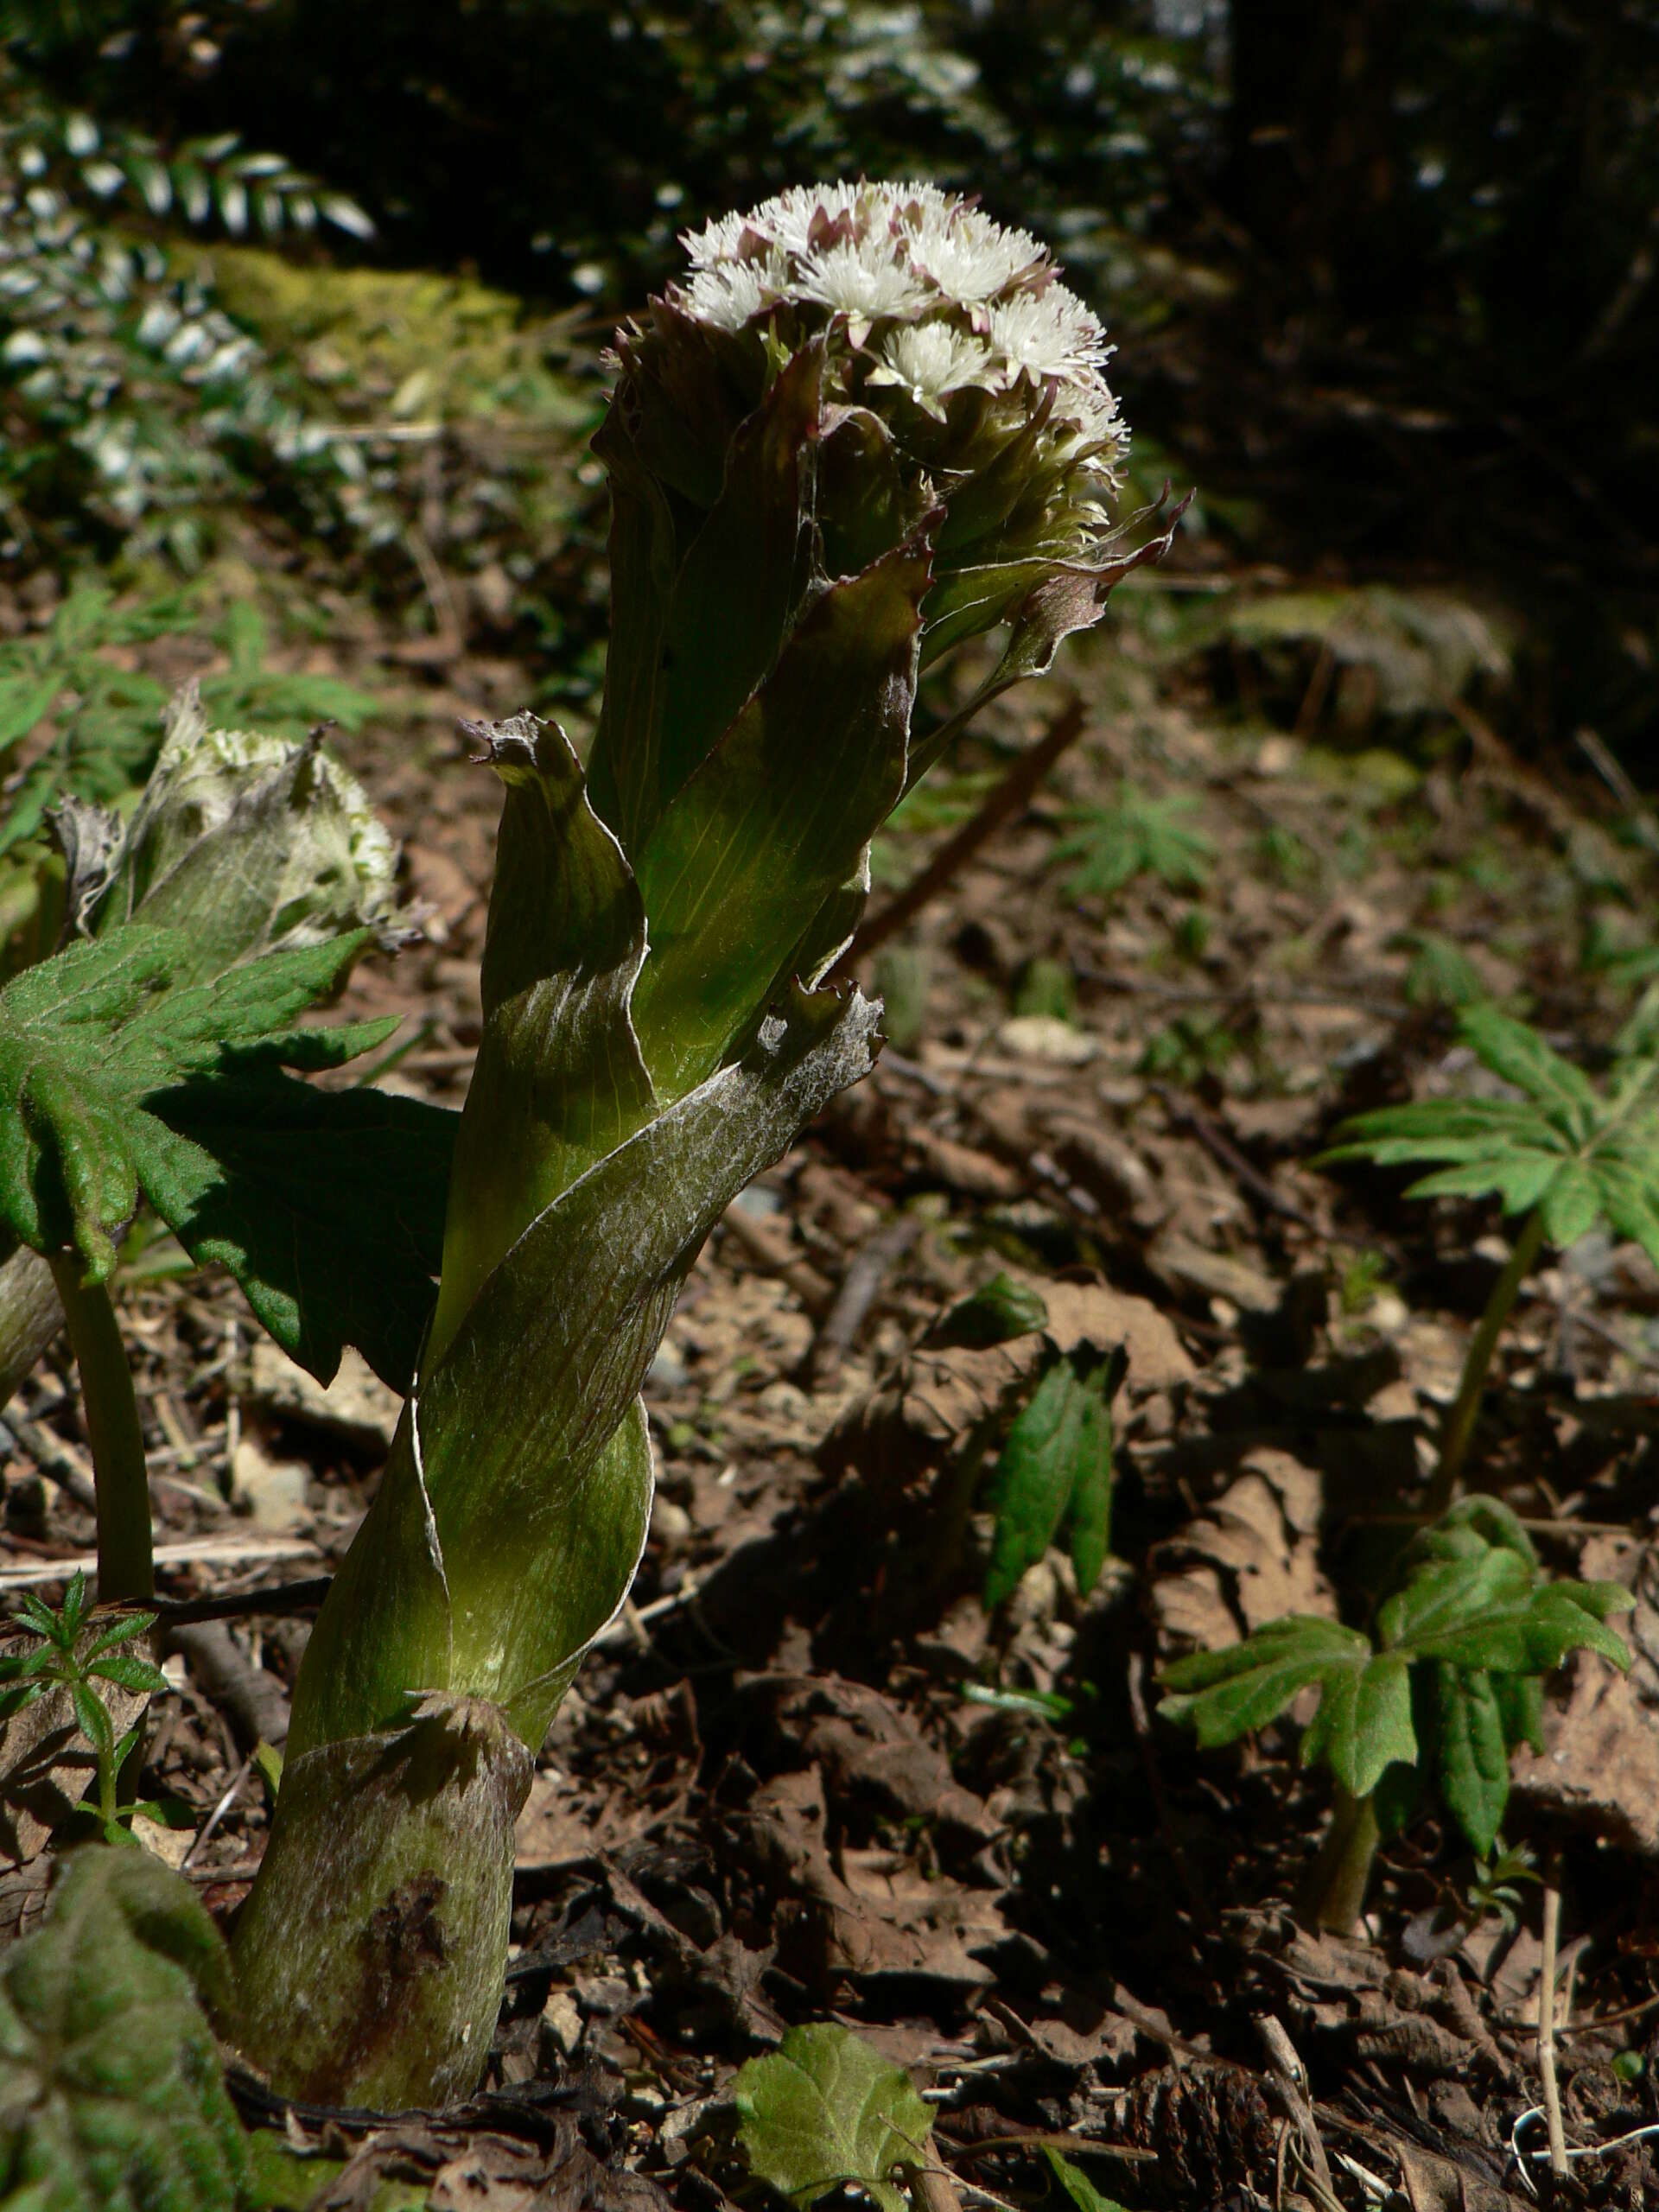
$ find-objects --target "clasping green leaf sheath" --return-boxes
[427,714,654,1369]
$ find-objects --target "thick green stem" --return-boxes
[232,1695,531,2108]
[1302,1787,1381,1933]
[48,1256,153,1603]
[1422,1207,1548,1522]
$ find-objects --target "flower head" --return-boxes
[610,180,1137,690]
[683,248,791,333]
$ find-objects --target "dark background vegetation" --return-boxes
[3,0,1657,766]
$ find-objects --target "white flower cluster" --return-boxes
[677,179,1122,462]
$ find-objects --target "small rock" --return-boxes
[250,1343,401,1449]
[754,1379,813,1426]
[540,1990,583,2062]
[230,1437,309,1532]
[130,1815,192,1870]
[651,1495,692,1544]
[997,1014,1098,1065]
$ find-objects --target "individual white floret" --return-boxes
[683,250,791,332]
[677,209,755,270]
[744,181,864,259]
[987,284,1111,383]
[903,204,1048,307]
[798,237,933,337]
[1053,377,1127,460]
[867,320,998,418]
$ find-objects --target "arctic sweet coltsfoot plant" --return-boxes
[232,180,1176,2110]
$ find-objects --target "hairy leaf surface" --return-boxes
[0,923,452,1384]
[0,1848,247,2210]
[734,2023,932,2212]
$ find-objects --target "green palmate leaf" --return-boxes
[1432,1663,1511,1855]
[1376,1548,1633,1675]
[1401,932,1487,1010]
[1323,1008,1659,1259]
[628,542,931,1098]
[1406,1494,1538,1567]
[982,1341,1123,1609]
[0,924,358,1274]
[1299,1650,1417,1798]
[734,2024,934,2212]
[1491,1669,1546,1756]
[289,985,882,1756]
[1052,782,1215,902]
[0,1847,249,2210]
[1461,1005,1599,1126]
[429,715,656,1365]
[1160,1616,1376,1745]
[0,920,451,1385]
[928,1272,1048,1350]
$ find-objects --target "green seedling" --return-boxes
[204,601,382,742]
[1338,1248,1393,1317]
[1398,930,1486,1010]
[1051,779,1213,902]
[926,1272,1049,1351]
[0,583,195,869]
[1322,1003,1659,1515]
[982,1341,1124,1610]
[0,1569,168,1844]
[1139,1011,1243,1083]
[1463,1839,1541,1936]
[1160,1499,1631,1929]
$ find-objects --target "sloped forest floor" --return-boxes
[4,547,1659,2212]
